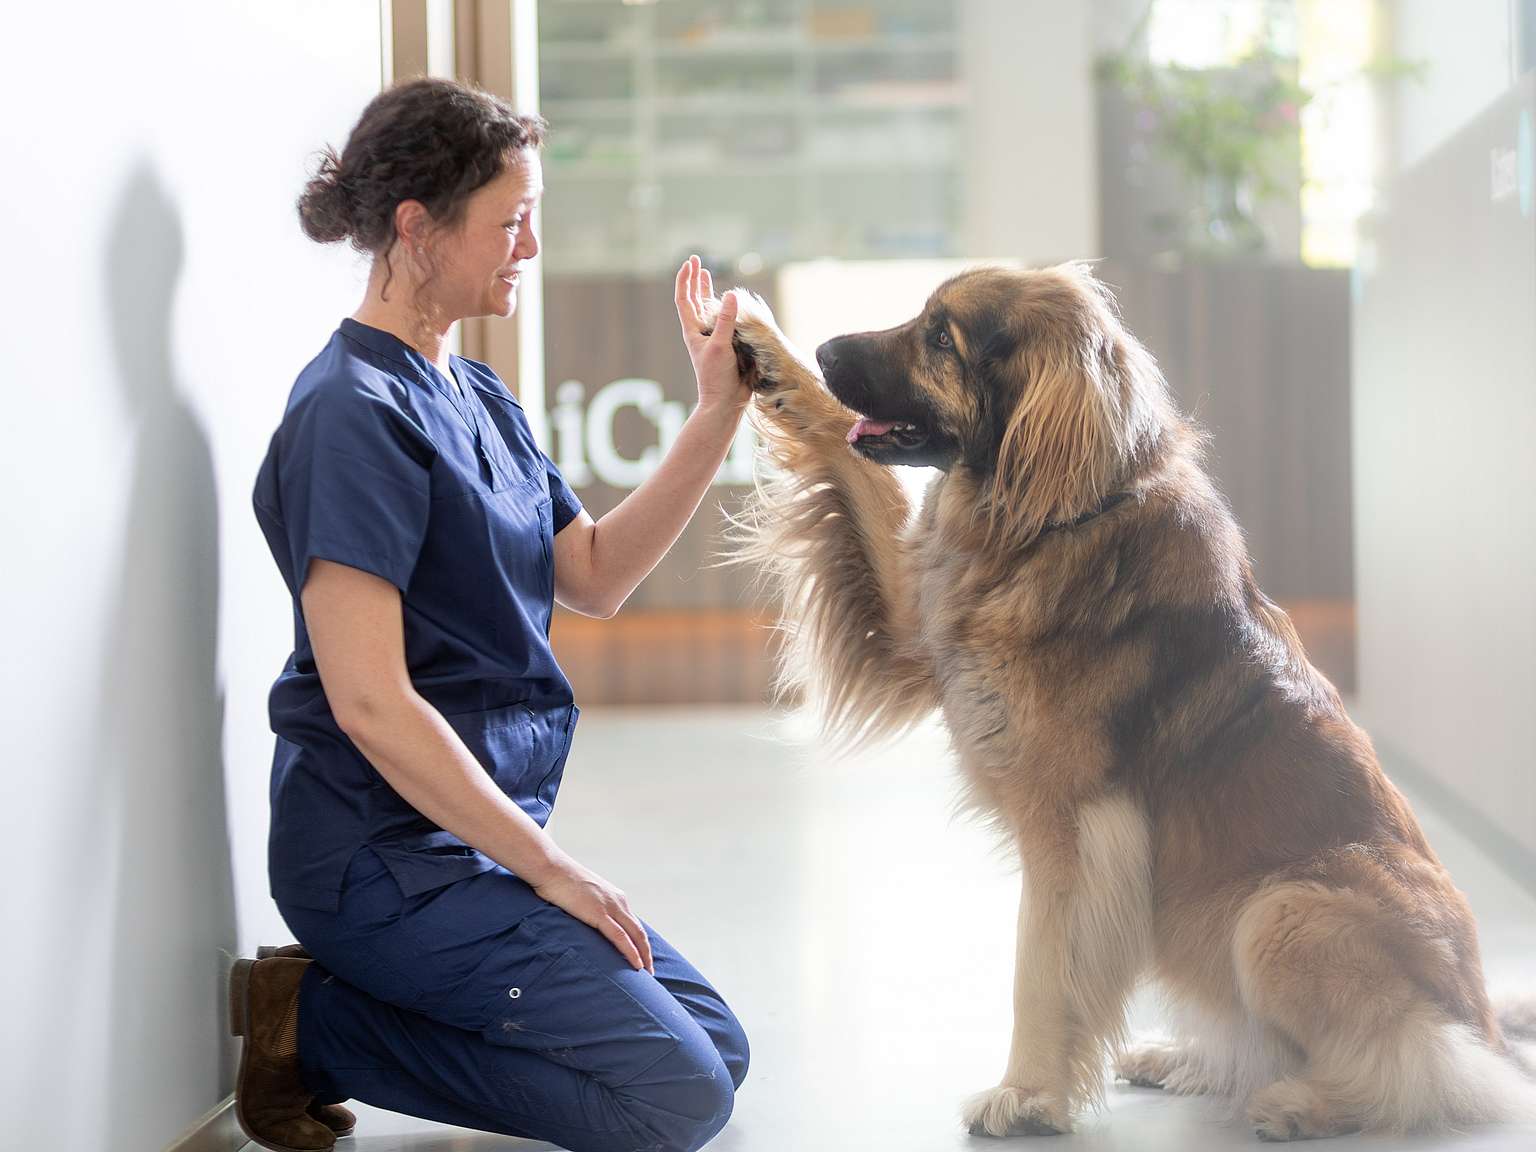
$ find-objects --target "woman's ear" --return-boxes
[986,332,1117,545]
[393,198,430,254]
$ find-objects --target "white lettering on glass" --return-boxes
[548,378,756,491]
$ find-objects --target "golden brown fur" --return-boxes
[714,263,1533,1140]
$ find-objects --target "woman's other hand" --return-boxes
[675,254,748,419]
[528,852,655,975]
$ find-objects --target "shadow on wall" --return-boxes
[81,160,237,1148]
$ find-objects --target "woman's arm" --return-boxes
[300,557,654,972]
[553,256,747,618]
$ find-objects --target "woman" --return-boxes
[230,77,750,1152]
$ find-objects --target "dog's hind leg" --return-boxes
[720,293,935,741]
[963,794,1153,1136]
[1234,882,1535,1139]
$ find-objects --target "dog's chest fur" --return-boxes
[910,495,1110,817]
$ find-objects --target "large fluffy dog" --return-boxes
[713,264,1534,1140]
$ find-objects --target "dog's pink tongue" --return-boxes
[847,418,898,444]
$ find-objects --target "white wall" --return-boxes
[1389,0,1518,171]
[960,0,1099,262]
[1352,3,1535,865]
[0,3,381,1147]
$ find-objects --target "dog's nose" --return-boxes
[815,342,839,374]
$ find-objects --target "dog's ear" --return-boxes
[986,322,1119,545]
[981,263,1174,544]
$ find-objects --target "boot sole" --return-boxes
[229,959,336,1152]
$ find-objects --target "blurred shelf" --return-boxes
[538,0,963,276]
[541,35,959,62]
[548,156,955,179]
[543,89,966,118]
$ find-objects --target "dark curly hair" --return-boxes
[297,76,546,282]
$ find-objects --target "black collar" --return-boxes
[1039,490,1134,538]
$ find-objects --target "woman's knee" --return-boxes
[624,1046,737,1152]
[718,1013,750,1090]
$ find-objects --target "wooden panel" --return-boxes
[389,0,429,81]
[1100,261,1357,691]
[550,609,780,706]
[1098,261,1355,601]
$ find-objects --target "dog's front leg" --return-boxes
[963,857,1082,1136]
[963,796,1153,1137]
[719,294,934,739]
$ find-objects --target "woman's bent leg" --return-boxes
[297,962,715,1151]
[279,849,743,1152]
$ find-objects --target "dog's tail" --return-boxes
[1498,999,1536,1042]
[1498,999,1536,1080]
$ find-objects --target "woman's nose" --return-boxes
[517,227,538,260]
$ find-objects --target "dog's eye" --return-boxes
[935,329,952,348]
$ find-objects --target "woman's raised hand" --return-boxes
[674,254,749,418]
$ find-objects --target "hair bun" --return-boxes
[296,146,354,245]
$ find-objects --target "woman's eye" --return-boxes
[505,220,522,232]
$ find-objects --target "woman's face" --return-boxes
[429,149,543,322]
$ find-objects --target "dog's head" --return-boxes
[816,262,1171,540]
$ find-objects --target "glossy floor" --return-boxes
[259,708,1536,1152]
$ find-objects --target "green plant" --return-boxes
[1095,4,1425,259]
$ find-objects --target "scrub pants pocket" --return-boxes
[478,918,680,1089]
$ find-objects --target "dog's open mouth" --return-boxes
[846,416,929,452]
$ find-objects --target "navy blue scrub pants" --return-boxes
[277,846,749,1152]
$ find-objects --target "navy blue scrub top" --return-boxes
[253,318,584,912]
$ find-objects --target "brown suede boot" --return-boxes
[229,956,337,1151]
[253,945,355,1138]
[256,944,313,960]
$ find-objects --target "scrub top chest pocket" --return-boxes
[425,380,541,499]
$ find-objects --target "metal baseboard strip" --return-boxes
[163,1095,245,1152]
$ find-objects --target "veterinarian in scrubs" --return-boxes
[246,78,749,1152]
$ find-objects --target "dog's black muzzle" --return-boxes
[816,332,957,469]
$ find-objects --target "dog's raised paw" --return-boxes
[705,289,816,397]
[961,1085,1069,1138]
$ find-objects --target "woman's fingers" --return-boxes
[675,256,701,335]
[710,290,739,348]
[700,266,713,303]
[615,906,655,974]
[602,916,645,971]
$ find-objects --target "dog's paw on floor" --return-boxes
[961,1085,1070,1137]
[1248,1078,1357,1142]
[1115,1040,1184,1089]
[1114,1040,1223,1095]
